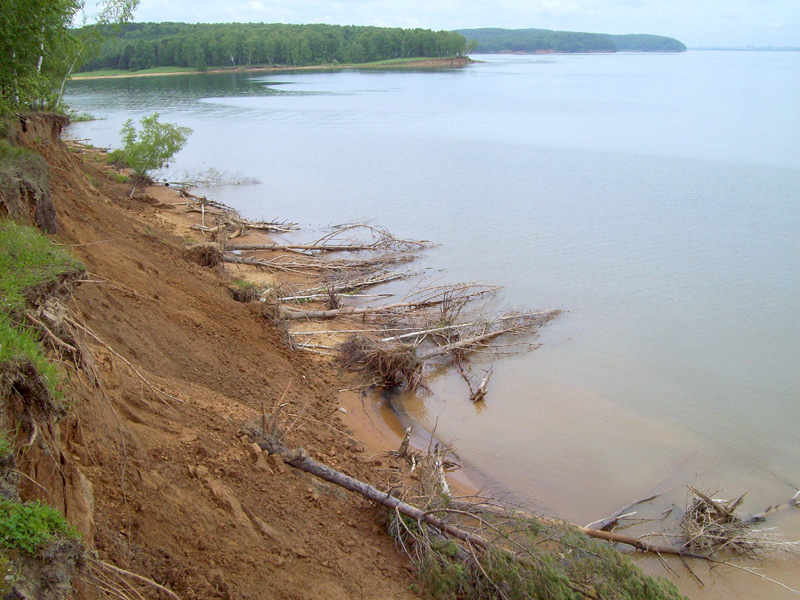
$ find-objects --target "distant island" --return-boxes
[79,22,471,73]
[456,28,687,54]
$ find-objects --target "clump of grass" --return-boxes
[0,499,76,555]
[0,314,63,400]
[0,434,10,459]
[0,221,84,313]
[66,111,96,123]
[231,278,259,302]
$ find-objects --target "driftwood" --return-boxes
[417,309,560,360]
[229,242,400,253]
[281,269,418,299]
[280,284,500,321]
[247,429,492,550]
[585,493,661,531]
[247,426,706,562]
[470,367,493,402]
[746,489,800,523]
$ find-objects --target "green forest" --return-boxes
[79,23,470,72]
[457,28,687,53]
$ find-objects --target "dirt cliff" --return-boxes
[11,113,419,600]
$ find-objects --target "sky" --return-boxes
[123,0,800,48]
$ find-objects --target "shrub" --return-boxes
[117,113,192,179]
[0,499,74,555]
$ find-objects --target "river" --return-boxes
[66,50,800,598]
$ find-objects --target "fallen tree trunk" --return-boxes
[288,269,418,298]
[280,300,439,320]
[248,431,492,549]
[416,309,560,360]
[248,427,705,559]
[228,242,397,253]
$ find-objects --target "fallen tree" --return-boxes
[338,309,561,390]
[243,420,688,600]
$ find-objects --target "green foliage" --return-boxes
[78,22,471,72]
[0,434,11,459]
[392,510,687,600]
[0,499,75,555]
[66,111,96,122]
[0,220,84,314]
[0,220,82,400]
[604,34,687,52]
[0,0,138,113]
[0,314,63,398]
[117,113,191,178]
[456,28,686,54]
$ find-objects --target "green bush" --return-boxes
[117,113,191,179]
[0,499,74,555]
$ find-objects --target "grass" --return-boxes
[0,314,63,399]
[0,220,84,314]
[72,56,466,80]
[65,111,97,123]
[0,220,82,399]
[0,499,76,555]
[357,56,459,67]
[0,140,35,163]
[71,66,199,79]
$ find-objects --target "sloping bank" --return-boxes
[0,113,687,599]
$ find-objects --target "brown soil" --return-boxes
[14,117,422,599]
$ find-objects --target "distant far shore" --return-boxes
[71,56,474,81]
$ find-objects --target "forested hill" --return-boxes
[456,28,687,53]
[79,22,470,72]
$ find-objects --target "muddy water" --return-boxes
[66,51,800,597]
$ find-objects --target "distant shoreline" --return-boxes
[71,56,474,81]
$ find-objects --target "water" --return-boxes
[66,52,800,590]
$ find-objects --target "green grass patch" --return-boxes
[0,498,76,555]
[65,111,97,123]
[72,66,199,79]
[0,221,84,314]
[357,56,444,66]
[0,434,10,459]
[0,314,63,398]
[0,140,36,164]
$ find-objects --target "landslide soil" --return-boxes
[18,122,419,600]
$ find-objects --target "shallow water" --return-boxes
[67,51,800,596]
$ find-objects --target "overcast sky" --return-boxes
[127,0,800,48]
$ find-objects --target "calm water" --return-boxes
[67,51,800,572]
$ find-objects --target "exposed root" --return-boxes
[680,486,800,557]
[338,335,423,390]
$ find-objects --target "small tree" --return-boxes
[117,113,192,181]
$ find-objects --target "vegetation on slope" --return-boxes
[457,28,687,54]
[79,22,471,72]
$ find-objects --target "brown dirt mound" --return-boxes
[12,115,419,600]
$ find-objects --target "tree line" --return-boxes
[456,28,687,54]
[80,23,471,72]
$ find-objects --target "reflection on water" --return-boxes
[66,53,800,597]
